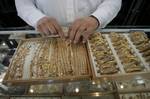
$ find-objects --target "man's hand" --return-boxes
[68,16,99,44]
[37,17,65,38]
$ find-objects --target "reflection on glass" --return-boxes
[75,88,79,93]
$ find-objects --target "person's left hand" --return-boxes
[68,16,99,44]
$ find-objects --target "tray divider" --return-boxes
[123,34,150,71]
[22,42,38,79]
[87,41,100,77]
[104,34,125,74]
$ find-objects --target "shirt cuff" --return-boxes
[90,15,100,29]
[91,13,106,29]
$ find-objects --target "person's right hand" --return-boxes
[37,17,65,38]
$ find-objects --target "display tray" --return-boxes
[3,37,92,85]
[87,31,150,80]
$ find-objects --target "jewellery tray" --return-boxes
[3,37,92,85]
[86,32,150,81]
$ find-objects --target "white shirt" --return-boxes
[15,0,121,28]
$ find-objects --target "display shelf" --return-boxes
[0,29,149,98]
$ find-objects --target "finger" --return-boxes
[69,24,81,43]
[37,25,46,37]
[47,23,57,35]
[38,25,49,36]
[40,31,45,37]
[42,24,50,36]
[74,26,86,44]
[52,22,65,39]
[82,30,93,43]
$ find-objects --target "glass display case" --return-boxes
[0,28,149,99]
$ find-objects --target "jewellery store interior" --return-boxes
[0,0,150,99]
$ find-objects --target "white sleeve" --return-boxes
[15,0,46,27]
[91,0,122,28]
